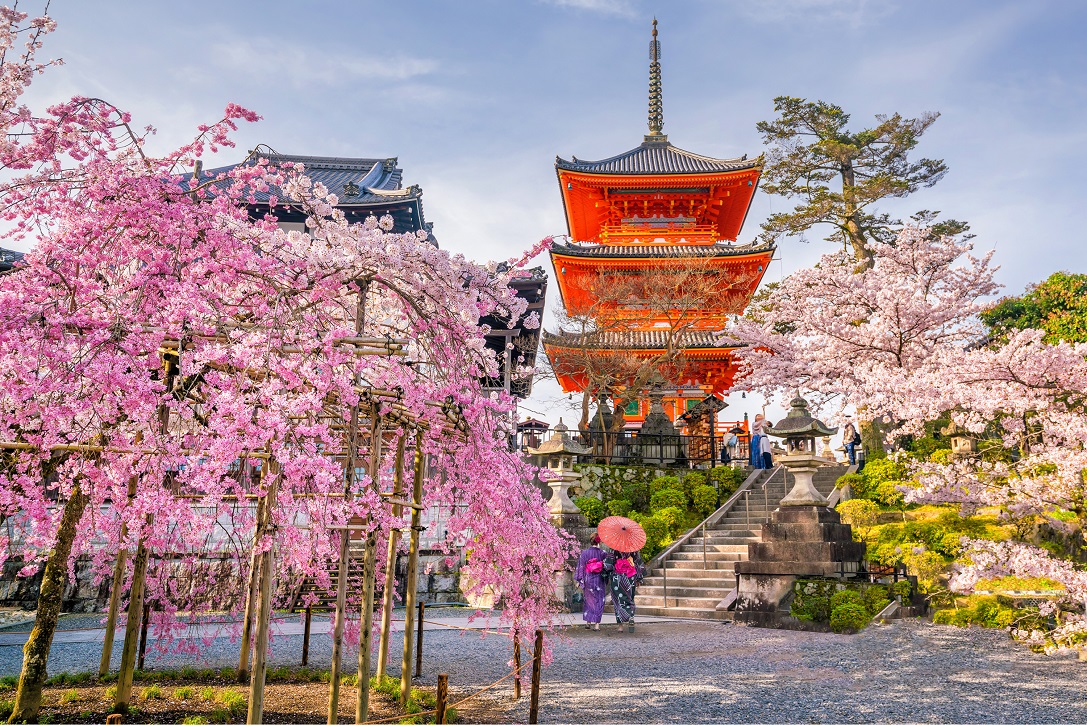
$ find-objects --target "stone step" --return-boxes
[664,559,735,571]
[637,594,724,610]
[646,568,726,581]
[670,551,740,562]
[638,585,732,599]
[677,544,746,556]
[633,605,733,621]
[641,576,733,590]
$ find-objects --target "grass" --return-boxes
[215,689,247,716]
[176,685,195,700]
[104,684,118,700]
[0,699,13,720]
[139,683,165,700]
[59,688,79,704]
[181,717,210,725]
[0,675,17,689]
[200,686,216,702]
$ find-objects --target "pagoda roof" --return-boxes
[551,240,774,259]
[542,328,735,351]
[556,140,760,177]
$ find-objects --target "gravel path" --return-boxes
[2,615,1084,722]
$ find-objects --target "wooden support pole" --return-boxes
[137,601,150,671]
[238,463,265,683]
[528,629,543,724]
[415,602,424,678]
[435,673,448,724]
[247,457,279,725]
[375,433,407,682]
[356,413,384,724]
[302,606,312,667]
[98,532,128,677]
[115,537,149,708]
[512,631,522,700]
[355,534,378,723]
[399,432,425,707]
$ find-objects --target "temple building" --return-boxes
[201,151,546,400]
[543,20,773,429]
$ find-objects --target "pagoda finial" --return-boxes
[646,17,666,142]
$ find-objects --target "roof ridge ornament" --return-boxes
[645,18,667,143]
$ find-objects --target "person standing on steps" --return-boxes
[574,535,607,630]
[750,412,768,469]
[760,431,774,469]
[842,416,860,465]
[602,548,645,632]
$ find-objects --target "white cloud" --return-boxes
[207,37,440,89]
[538,0,638,18]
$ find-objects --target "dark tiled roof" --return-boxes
[556,141,760,176]
[0,247,24,272]
[543,329,736,350]
[197,152,416,207]
[551,240,774,258]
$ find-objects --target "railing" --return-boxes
[737,464,784,529]
[517,427,750,469]
[648,466,768,609]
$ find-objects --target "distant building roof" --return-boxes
[0,247,24,272]
[551,240,774,259]
[196,152,432,239]
[556,140,760,176]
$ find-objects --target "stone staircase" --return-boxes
[635,465,848,620]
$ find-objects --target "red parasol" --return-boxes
[596,516,647,553]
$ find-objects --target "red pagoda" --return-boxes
[543,20,773,428]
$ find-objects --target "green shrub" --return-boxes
[684,472,706,493]
[904,549,947,591]
[181,717,210,725]
[216,689,247,716]
[633,513,671,559]
[59,689,79,704]
[836,499,879,538]
[655,506,687,536]
[830,602,871,632]
[708,467,741,496]
[200,686,216,702]
[574,496,605,525]
[650,487,687,512]
[690,484,719,517]
[176,686,195,700]
[208,708,230,724]
[620,480,651,511]
[928,449,955,465]
[105,685,119,700]
[875,479,906,508]
[790,593,831,622]
[0,675,17,689]
[863,585,890,613]
[606,498,632,517]
[891,579,913,600]
[0,700,12,720]
[829,589,864,611]
[650,475,682,495]
[835,472,865,491]
[933,595,1019,629]
[863,458,905,487]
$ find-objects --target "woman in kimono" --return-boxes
[602,548,646,632]
[574,535,607,630]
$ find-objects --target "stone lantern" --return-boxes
[527,419,591,516]
[765,395,838,506]
[942,420,977,457]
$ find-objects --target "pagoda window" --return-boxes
[624,400,640,416]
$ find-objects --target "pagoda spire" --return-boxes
[646,18,666,143]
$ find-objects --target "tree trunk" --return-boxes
[10,483,87,723]
[840,161,874,268]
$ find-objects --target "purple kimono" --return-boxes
[574,545,607,623]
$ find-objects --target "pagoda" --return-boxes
[542,20,774,427]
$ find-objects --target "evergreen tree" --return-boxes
[757,96,964,265]
[981,271,1087,344]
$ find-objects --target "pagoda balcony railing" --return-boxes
[596,224,719,245]
[517,426,751,469]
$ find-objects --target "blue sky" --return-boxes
[14,0,1087,424]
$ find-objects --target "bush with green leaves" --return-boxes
[863,585,890,614]
[933,595,1019,629]
[829,589,864,611]
[606,498,632,517]
[708,466,741,496]
[684,472,706,492]
[620,479,651,511]
[836,499,879,539]
[863,458,905,487]
[690,484,719,517]
[650,487,687,512]
[650,475,682,496]
[655,506,687,536]
[633,513,671,559]
[835,472,865,492]
[830,602,871,632]
[574,495,606,525]
[891,579,913,600]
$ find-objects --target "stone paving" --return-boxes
[1,613,1084,722]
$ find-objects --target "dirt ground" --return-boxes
[4,678,513,724]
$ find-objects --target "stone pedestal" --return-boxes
[735,506,866,627]
[779,458,828,507]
